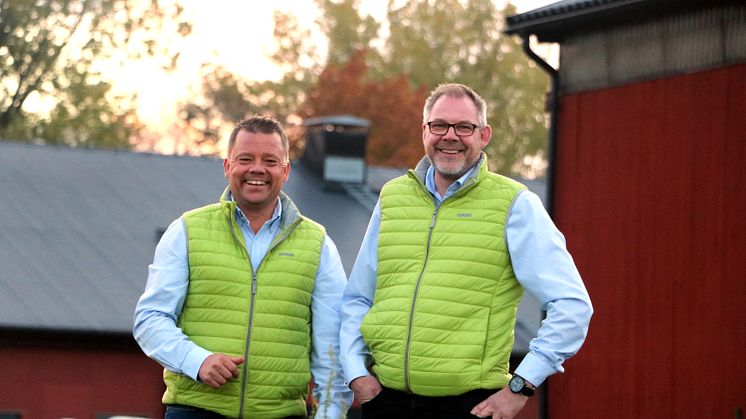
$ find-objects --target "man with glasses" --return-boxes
[340,83,593,419]
[134,115,352,418]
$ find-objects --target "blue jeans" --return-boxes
[360,387,496,419]
[164,404,307,419]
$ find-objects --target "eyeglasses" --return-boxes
[426,121,479,136]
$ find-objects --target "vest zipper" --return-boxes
[400,168,479,391]
[229,218,256,419]
[403,205,440,392]
[237,268,258,419]
[235,218,301,418]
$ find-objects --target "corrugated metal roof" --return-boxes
[507,0,640,29]
[0,142,369,334]
[0,142,544,353]
[505,0,724,41]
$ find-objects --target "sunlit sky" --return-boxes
[109,0,557,137]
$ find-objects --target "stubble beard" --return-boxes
[430,153,479,180]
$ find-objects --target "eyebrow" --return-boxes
[429,119,477,124]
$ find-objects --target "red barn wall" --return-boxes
[0,345,164,418]
[548,64,746,418]
[0,343,540,418]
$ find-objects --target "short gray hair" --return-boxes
[423,83,487,127]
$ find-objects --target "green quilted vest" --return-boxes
[360,155,526,396]
[162,189,325,418]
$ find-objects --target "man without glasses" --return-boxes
[134,115,352,418]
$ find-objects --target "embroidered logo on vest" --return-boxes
[456,213,473,218]
[278,251,295,257]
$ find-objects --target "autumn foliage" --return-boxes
[299,50,427,168]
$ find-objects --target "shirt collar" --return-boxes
[229,193,283,228]
[425,162,480,202]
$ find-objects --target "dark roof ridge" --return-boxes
[0,140,221,161]
[506,0,646,36]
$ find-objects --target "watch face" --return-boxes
[509,375,524,392]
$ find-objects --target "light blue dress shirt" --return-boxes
[134,197,353,418]
[339,164,593,389]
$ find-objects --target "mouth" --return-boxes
[437,148,464,155]
[244,179,269,186]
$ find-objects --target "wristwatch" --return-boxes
[508,374,536,397]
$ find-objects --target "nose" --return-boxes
[247,162,267,173]
[442,125,460,139]
[441,126,461,140]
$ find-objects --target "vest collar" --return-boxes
[219,186,303,231]
[411,152,489,190]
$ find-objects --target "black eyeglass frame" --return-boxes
[426,121,480,136]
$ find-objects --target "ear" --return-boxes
[479,124,492,149]
[282,160,291,181]
[223,158,230,179]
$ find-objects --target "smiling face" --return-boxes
[423,94,492,183]
[223,129,290,217]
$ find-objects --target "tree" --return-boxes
[0,0,189,148]
[378,0,549,175]
[184,0,548,176]
[35,65,141,148]
[299,0,549,174]
[175,10,320,157]
[300,50,426,167]
[181,1,384,158]
[315,0,380,66]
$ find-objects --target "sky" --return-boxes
[112,0,557,143]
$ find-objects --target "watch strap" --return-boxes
[510,374,536,397]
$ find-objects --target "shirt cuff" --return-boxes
[181,346,213,381]
[514,351,558,387]
[342,355,371,386]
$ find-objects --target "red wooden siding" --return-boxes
[549,64,746,418]
[0,346,164,418]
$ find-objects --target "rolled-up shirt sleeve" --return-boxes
[310,234,354,418]
[507,190,593,387]
[132,218,211,381]
[339,199,381,385]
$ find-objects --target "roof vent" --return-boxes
[302,115,370,185]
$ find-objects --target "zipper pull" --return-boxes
[252,273,257,294]
[430,208,438,228]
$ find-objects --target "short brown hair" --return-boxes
[227,115,289,158]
